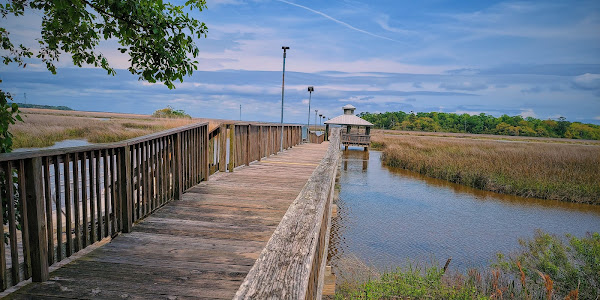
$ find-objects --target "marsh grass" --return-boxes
[335,232,599,299]
[11,109,217,149]
[373,133,600,204]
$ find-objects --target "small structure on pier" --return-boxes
[325,104,373,150]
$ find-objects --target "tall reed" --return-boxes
[373,133,600,204]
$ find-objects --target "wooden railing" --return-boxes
[235,128,341,299]
[0,121,302,291]
[341,133,370,145]
[308,131,325,144]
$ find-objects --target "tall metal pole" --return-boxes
[307,87,313,138]
[314,109,318,133]
[280,46,289,152]
[239,104,242,121]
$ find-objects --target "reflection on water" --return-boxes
[329,149,600,274]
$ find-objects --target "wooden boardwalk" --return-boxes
[5,142,329,300]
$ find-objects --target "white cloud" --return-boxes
[572,73,600,90]
[439,82,488,91]
[520,108,536,118]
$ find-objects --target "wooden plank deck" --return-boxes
[4,142,329,300]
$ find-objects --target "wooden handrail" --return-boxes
[234,128,340,299]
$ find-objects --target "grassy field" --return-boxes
[12,108,222,149]
[371,131,600,204]
[335,231,600,299]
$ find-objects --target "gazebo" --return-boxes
[325,104,374,150]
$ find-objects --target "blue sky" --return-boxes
[2,0,600,124]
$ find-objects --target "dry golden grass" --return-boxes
[373,132,600,204]
[12,109,223,149]
[375,129,600,145]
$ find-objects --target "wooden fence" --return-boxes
[234,128,341,299]
[0,122,302,291]
[341,133,370,146]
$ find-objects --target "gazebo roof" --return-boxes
[324,114,373,127]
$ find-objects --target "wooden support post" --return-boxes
[174,133,182,200]
[258,126,262,161]
[245,125,251,166]
[228,125,235,172]
[204,125,209,181]
[120,145,133,233]
[24,157,49,282]
[325,124,329,141]
[219,125,227,172]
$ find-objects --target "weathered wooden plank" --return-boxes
[5,161,20,285]
[18,160,31,279]
[53,156,63,262]
[73,152,81,252]
[43,157,54,266]
[95,150,103,241]
[80,152,88,248]
[89,151,97,244]
[24,157,49,282]
[64,153,73,257]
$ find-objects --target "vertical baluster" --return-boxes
[4,162,20,285]
[89,151,97,243]
[162,137,167,204]
[53,156,63,261]
[73,153,81,252]
[142,142,148,216]
[152,140,157,210]
[63,154,72,257]
[43,157,54,265]
[0,167,6,291]
[18,160,31,279]
[95,150,102,240]
[136,144,141,220]
[115,148,122,232]
[81,152,88,248]
[110,149,118,235]
[103,149,110,237]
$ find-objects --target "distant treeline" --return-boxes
[16,102,73,110]
[358,111,600,140]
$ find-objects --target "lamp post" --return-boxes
[307,86,314,139]
[314,109,318,132]
[280,46,289,152]
[319,114,323,130]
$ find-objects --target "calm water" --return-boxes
[329,150,600,273]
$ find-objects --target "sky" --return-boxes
[2,0,600,124]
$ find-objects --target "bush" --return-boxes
[152,106,191,119]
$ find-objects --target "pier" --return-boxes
[0,123,340,299]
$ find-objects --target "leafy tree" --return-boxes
[0,0,208,153]
[357,110,600,140]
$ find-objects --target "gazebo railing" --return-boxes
[341,133,370,145]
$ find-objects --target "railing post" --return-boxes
[24,157,49,282]
[228,125,235,172]
[174,132,183,200]
[203,125,209,181]
[219,125,227,172]
[245,125,251,166]
[258,126,262,161]
[120,145,133,233]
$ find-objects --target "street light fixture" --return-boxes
[280,46,289,152]
[319,113,323,129]
[307,86,314,139]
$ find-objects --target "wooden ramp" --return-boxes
[5,142,329,300]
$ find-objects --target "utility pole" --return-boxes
[307,86,314,139]
[24,93,27,104]
[280,46,289,152]
[240,104,242,121]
